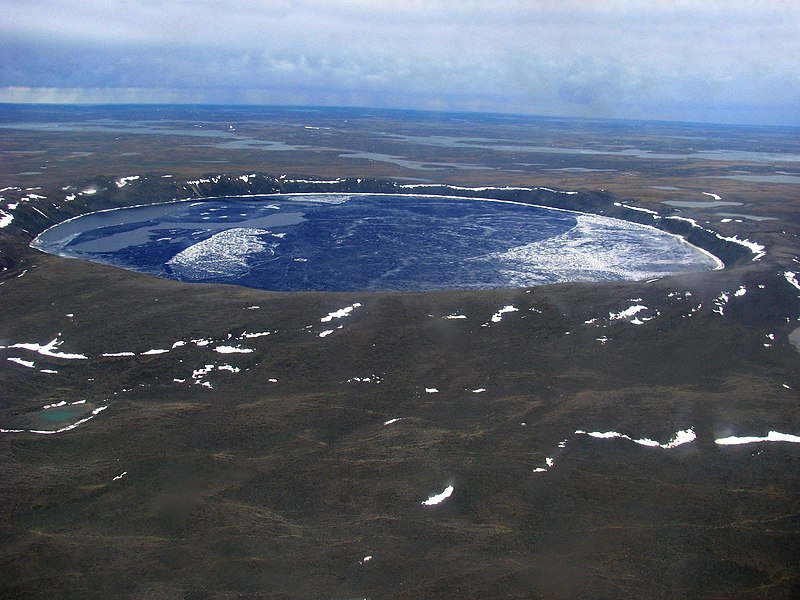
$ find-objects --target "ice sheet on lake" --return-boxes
[477,214,720,287]
[166,228,271,280]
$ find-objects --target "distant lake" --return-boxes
[32,194,720,291]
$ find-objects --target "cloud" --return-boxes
[2,1,799,125]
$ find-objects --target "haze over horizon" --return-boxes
[1,1,798,127]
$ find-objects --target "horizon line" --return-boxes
[1,101,797,131]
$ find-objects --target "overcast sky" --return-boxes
[1,1,798,126]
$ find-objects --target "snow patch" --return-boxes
[115,175,140,188]
[576,428,696,449]
[715,431,800,445]
[8,357,36,368]
[10,335,87,359]
[485,305,519,325]
[421,484,454,506]
[320,303,362,322]
[214,345,253,354]
[784,271,800,291]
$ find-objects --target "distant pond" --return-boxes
[32,194,720,292]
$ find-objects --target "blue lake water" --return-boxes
[32,194,720,291]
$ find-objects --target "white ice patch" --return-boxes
[348,375,383,383]
[0,209,13,228]
[217,364,241,373]
[8,357,35,368]
[609,305,647,321]
[42,401,67,410]
[285,180,345,187]
[102,351,136,357]
[576,428,696,449]
[318,330,334,338]
[10,335,87,359]
[192,365,215,379]
[166,228,271,279]
[241,331,271,338]
[214,345,253,354]
[141,348,169,355]
[486,305,519,325]
[443,314,467,320]
[425,388,439,393]
[664,215,762,261]
[383,418,404,426]
[481,213,722,286]
[713,292,730,315]
[112,471,128,481]
[702,192,722,201]
[608,305,658,325]
[471,388,487,393]
[320,303,362,322]
[421,484,454,506]
[613,202,660,217]
[529,428,695,470]
[715,431,800,445]
[784,271,800,291]
[716,234,765,261]
[115,175,140,188]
